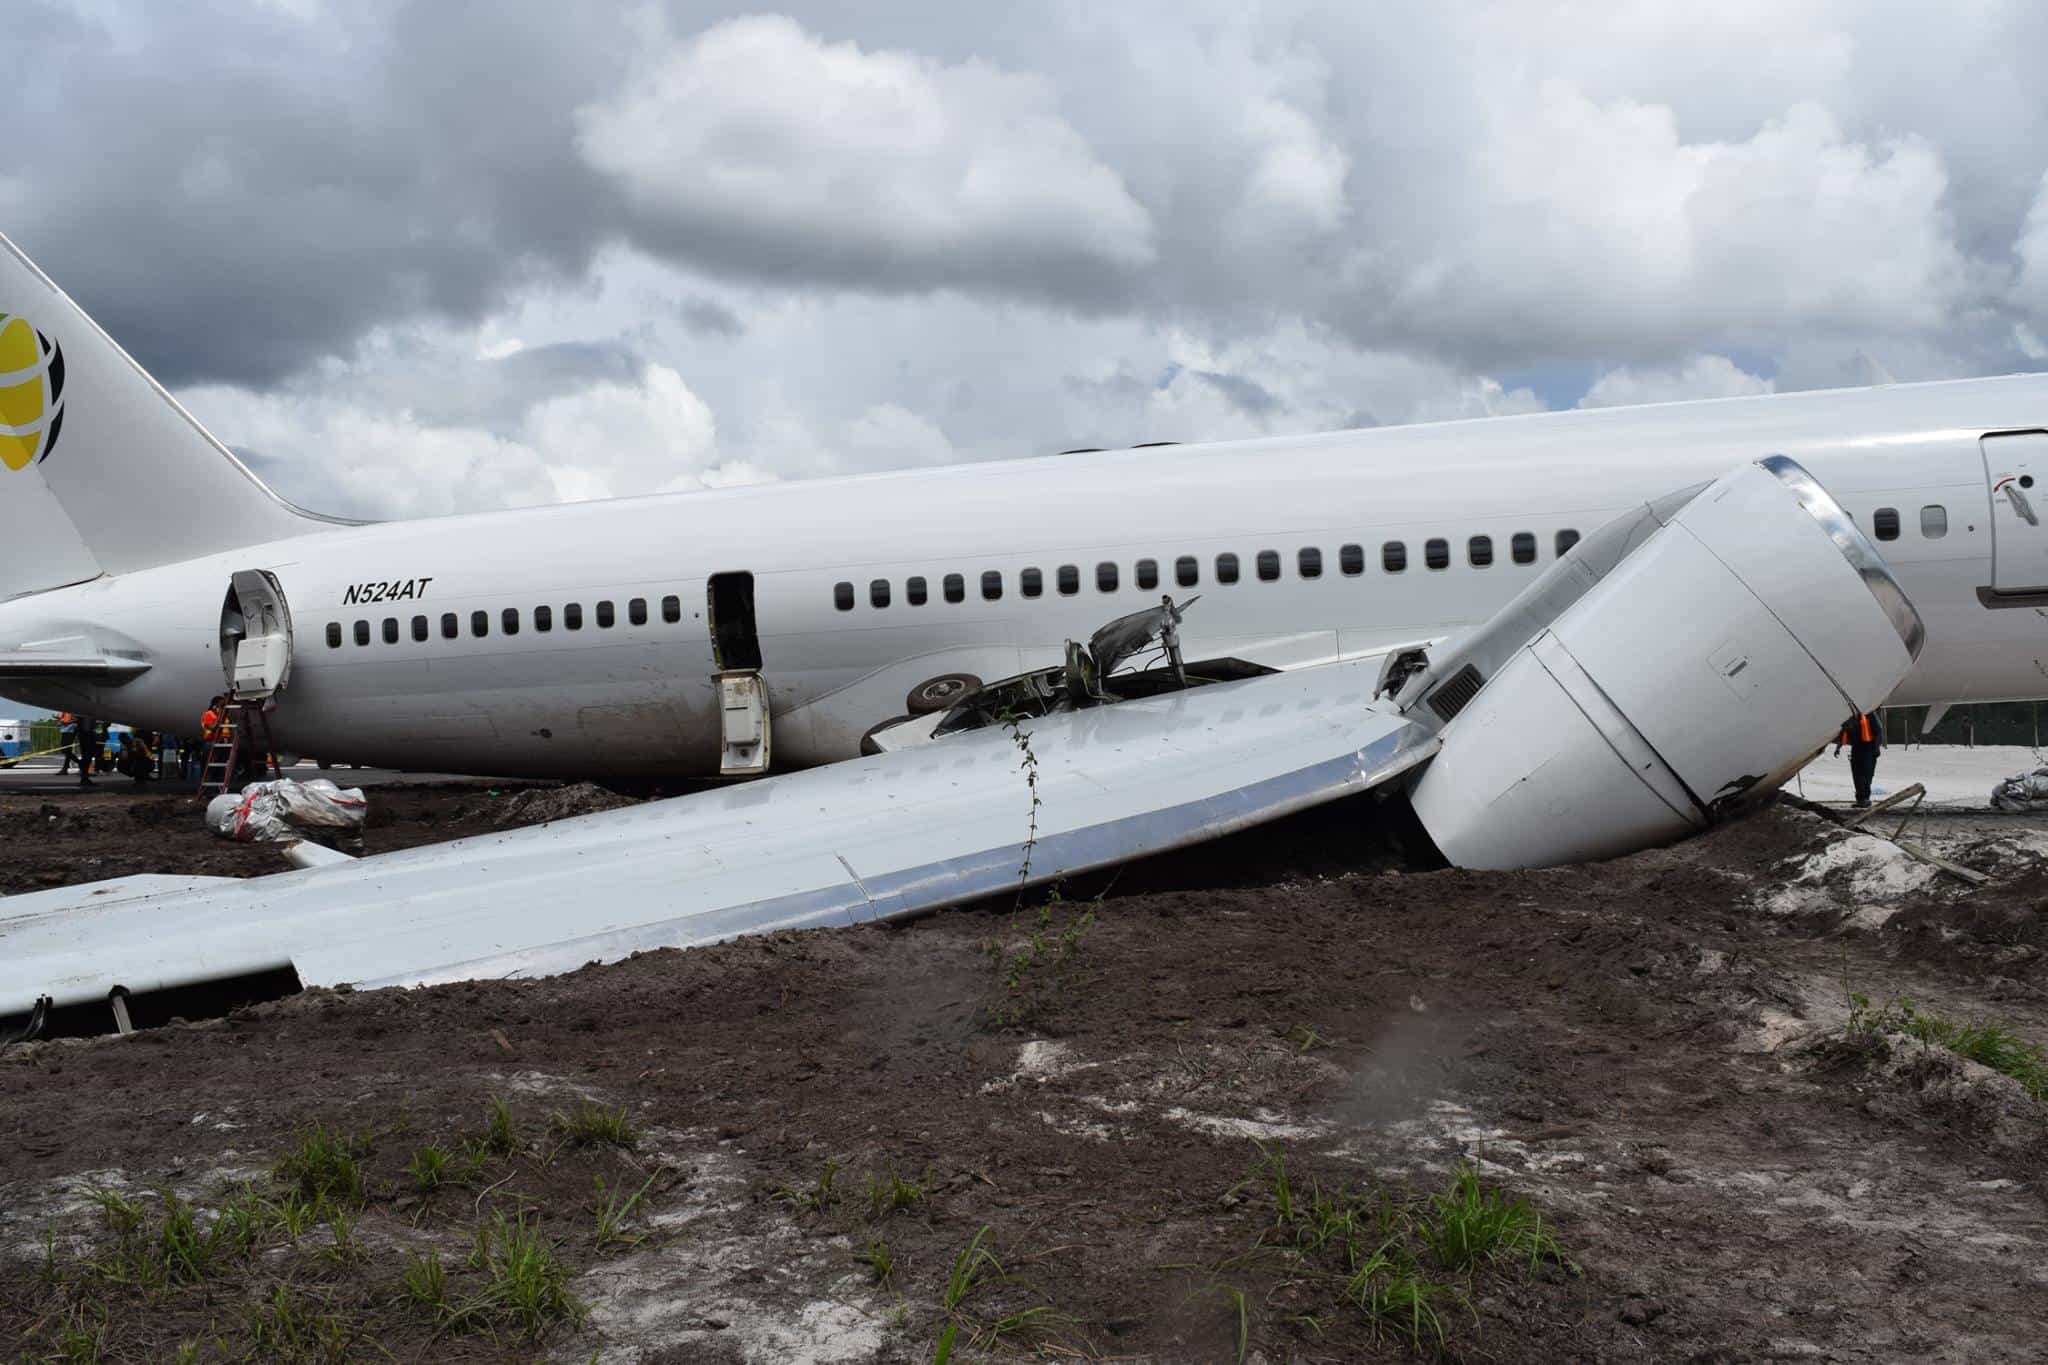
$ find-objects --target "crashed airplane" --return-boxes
[0,228,2042,1029]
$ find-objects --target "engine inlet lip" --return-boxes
[1756,453,1926,660]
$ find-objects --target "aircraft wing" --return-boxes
[0,657,1434,1015]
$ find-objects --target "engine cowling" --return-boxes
[1404,454,1923,869]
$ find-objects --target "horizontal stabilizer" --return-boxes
[0,659,1433,1013]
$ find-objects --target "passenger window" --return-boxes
[354,620,370,646]
[1256,550,1281,581]
[662,595,681,623]
[1383,541,1407,573]
[981,570,1003,600]
[326,622,342,649]
[906,577,928,606]
[1097,561,1118,592]
[381,618,397,644]
[1873,507,1900,541]
[944,573,965,604]
[501,608,519,636]
[1057,564,1079,595]
[1556,529,1580,556]
[629,597,648,625]
[534,606,552,633]
[870,579,890,609]
[1339,543,1364,576]
[1921,505,1947,539]
[1021,567,1044,598]
[834,581,855,611]
[1176,555,1199,587]
[1299,547,1323,579]
[412,615,429,642]
[596,601,615,628]
[1468,535,1493,567]
[1425,538,1449,570]
[441,613,458,639]
[1136,558,1159,590]
[1216,553,1240,584]
[471,610,488,638]
[1511,532,1536,564]
[564,603,583,631]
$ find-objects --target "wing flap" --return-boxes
[0,659,1433,1013]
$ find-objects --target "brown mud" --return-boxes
[3,786,2048,1361]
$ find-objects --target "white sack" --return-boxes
[206,778,368,842]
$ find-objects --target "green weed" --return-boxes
[458,1210,583,1339]
[399,1248,451,1317]
[592,1172,658,1250]
[274,1123,368,1207]
[1422,1164,1562,1272]
[866,1167,929,1220]
[862,1236,895,1286]
[484,1095,519,1155]
[550,1099,640,1150]
[772,1157,842,1215]
[1846,992,2048,1100]
[408,1143,454,1192]
[1344,1249,1452,1350]
[243,1283,352,1362]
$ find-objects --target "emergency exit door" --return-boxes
[219,569,293,699]
[707,572,769,776]
[1984,432,2048,594]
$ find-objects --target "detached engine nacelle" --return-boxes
[1405,455,1923,869]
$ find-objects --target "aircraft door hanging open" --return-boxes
[1982,431,2048,598]
[220,568,293,700]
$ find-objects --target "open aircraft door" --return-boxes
[707,571,770,777]
[1982,431,2048,598]
[219,569,293,700]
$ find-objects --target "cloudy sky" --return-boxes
[8,0,2048,519]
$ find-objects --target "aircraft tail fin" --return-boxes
[0,232,328,601]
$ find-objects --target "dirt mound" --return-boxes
[477,781,636,828]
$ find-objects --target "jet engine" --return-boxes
[1399,454,1923,869]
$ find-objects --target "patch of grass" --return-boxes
[861,1236,895,1286]
[866,1167,929,1220]
[82,1187,259,1290]
[772,1157,843,1215]
[592,1172,657,1250]
[320,1203,366,1267]
[1846,992,2048,1100]
[49,1301,108,1364]
[1284,1023,1329,1055]
[243,1283,353,1361]
[407,1143,454,1192]
[264,1188,324,1242]
[549,1098,640,1150]
[457,1210,584,1339]
[1224,1145,1565,1357]
[483,1095,520,1156]
[1421,1164,1563,1272]
[399,1248,451,1318]
[1344,1249,1452,1350]
[942,1224,1004,1312]
[274,1123,368,1207]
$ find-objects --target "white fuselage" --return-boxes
[5,374,2047,777]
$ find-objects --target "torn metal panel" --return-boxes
[0,658,1432,1013]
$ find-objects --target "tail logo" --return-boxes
[0,313,65,472]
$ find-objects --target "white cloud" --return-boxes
[2013,170,2048,324]
[1577,355,1776,409]
[576,13,1155,298]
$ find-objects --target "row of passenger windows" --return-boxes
[833,530,1585,610]
[325,595,683,649]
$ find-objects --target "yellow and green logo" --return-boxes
[0,313,64,471]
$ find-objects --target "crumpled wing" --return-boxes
[0,658,1433,1013]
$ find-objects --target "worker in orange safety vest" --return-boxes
[1832,710,1886,809]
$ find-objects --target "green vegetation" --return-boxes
[772,1157,843,1215]
[1216,1144,1569,1354]
[866,1167,930,1219]
[483,1095,520,1156]
[406,1143,453,1192]
[861,1236,896,1286]
[980,899,1097,1029]
[549,1098,641,1150]
[1847,991,2048,1100]
[273,1123,369,1207]
[457,1209,584,1338]
[592,1172,658,1249]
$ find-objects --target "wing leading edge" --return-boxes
[0,658,1434,1014]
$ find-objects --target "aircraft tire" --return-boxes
[905,673,980,715]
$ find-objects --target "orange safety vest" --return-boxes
[1838,714,1876,746]
[201,708,222,741]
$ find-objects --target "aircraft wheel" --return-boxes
[905,673,980,715]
